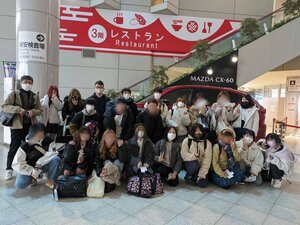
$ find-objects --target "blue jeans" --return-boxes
[15,156,62,189]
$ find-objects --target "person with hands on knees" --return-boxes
[63,127,95,177]
[40,85,63,140]
[94,130,127,192]
[181,123,212,188]
[12,123,61,189]
[2,75,42,180]
[166,97,191,143]
[261,133,296,189]
[209,129,245,189]
[236,130,264,185]
[126,124,154,177]
[154,127,182,186]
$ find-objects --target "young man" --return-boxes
[12,123,61,189]
[88,80,110,116]
[2,75,42,180]
[120,87,138,121]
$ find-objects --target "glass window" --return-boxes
[162,88,193,105]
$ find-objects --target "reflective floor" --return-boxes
[0,137,300,225]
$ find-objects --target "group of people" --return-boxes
[2,75,296,192]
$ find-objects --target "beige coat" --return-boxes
[39,95,63,125]
[2,90,42,129]
[236,140,264,175]
[181,136,212,178]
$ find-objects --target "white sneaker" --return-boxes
[273,179,282,189]
[271,179,275,187]
[5,170,13,180]
[244,176,257,183]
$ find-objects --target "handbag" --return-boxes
[127,173,163,198]
[53,175,88,199]
[87,173,105,198]
[0,93,17,127]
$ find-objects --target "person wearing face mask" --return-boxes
[261,133,296,189]
[209,129,245,189]
[236,130,264,185]
[136,98,164,144]
[88,80,110,116]
[2,75,42,180]
[69,98,102,139]
[209,91,239,135]
[94,129,128,192]
[63,127,95,177]
[125,124,154,177]
[181,123,212,188]
[120,87,138,121]
[62,88,85,124]
[103,97,134,144]
[39,85,64,140]
[232,94,259,140]
[166,97,191,143]
[154,127,182,186]
[144,87,168,126]
[12,123,61,189]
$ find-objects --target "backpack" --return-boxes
[127,173,163,198]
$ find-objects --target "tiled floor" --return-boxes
[0,136,300,225]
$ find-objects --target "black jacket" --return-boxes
[136,110,164,144]
[126,98,139,121]
[154,139,182,173]
[94,145,127,176]
[127,136,154,167]
[88,93,110,116]
[62,97,85,123]
[103,101,134,141]
[63,142,95,171]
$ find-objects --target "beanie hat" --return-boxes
[85,98,96,106]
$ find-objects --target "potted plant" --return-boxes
[150,65,169,88]
[192,40,211,63]
[283,0,300,18]
[106,89,119,100]
[240,18,260,41]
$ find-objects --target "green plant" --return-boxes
[150,65,169,88]
[240,18,260,40]
[282,0,300,17]
[106,89,119,100]
[192,41,211,63]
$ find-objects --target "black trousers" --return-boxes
[154,163,179,187]
[261,163,284,182]
[7,123,31,170]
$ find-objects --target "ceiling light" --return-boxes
[207,68,213,75]
[231,55,238,63]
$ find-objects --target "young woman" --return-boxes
[262,133,296,189]
[62,88,85,124]
[94,129,127,191]
[232,94,259,140]
[181,123,212,188]
[12,123,61,189]
[236,130,264,185]
[40,85,63,140]
[166,98,191,143]
[154,127,182,186]
[126,124,154,177]
[63,127,95,177]
[210,129,245,189]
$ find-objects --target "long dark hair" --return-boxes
[188,123,207,139]
[266,133,282,145]
[164,126,178,142]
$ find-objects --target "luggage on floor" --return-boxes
[87,173,105,198]
[53,175,87,199]
[126,173,163,198]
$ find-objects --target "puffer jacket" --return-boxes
[166,104,191,136]
[181,135,212,178]
[236,140,264,175]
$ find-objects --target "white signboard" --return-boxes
[18,31,47,62]
[287,76,300,92]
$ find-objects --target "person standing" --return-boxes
[2,75,42,180]
[88,80,110,116]
[120,87,139,121]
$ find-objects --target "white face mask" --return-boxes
[124,93,131,100]
[21,83,33,92]
[137,131,144,138]
[86,104,94,112]
[95,88,104,95]
[167,132,176,141]
[243,136,253,144]
[153,92,161,100]
[177,101,184,108]
[267,140,276,149]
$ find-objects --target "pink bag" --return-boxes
[127,173,163,198]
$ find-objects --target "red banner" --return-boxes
[59,5,241,58]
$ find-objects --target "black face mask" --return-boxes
[241,101,251,109]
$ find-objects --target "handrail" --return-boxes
[128,6,287,89]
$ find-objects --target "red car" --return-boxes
[136,85,266,140]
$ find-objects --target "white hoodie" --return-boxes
[166,104,191,136]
